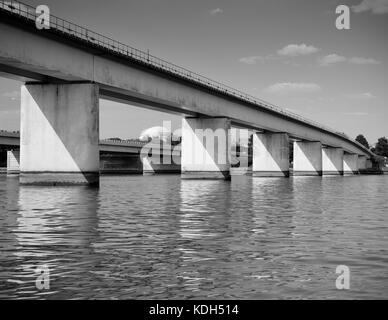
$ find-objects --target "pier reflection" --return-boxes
[177,179,234,297]
[3,183,101,299]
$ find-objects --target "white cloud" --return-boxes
[318,54,347,66]
[352,0,388,14]
[238,44,318,66]
[318,54,381,66]
[348,57,381,65]
[209,8,223,16]
[238,55,279,65]
[238,56,264,65]
[342,112,370,116]
[345,92,377,99]
[277,44,320,57]
[265,82,322,94]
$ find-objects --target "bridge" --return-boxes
[0,130,181,175]
[0,130,180,154]
[0,1,373,186]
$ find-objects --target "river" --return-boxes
[0,174,387,299]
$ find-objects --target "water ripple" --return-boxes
[0,174,387,299]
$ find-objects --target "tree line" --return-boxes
[356,134,388,158]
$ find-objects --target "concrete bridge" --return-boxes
[0,131,181,175]
[0,1,373,186]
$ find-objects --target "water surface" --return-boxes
[0,174,387,299]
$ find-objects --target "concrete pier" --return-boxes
[20,83,100,186]
[252,132,289,177]
[343,153,359,175]
[322,147,344,175]
[293,141,322,176]
[357,155,367,170]
[181,117,231,180]
[7,150,20,175]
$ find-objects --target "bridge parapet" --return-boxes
[0,130,20,137]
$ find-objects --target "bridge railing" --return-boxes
[0,129,20,137]
[0,1,359,143]
[100,139,147,147]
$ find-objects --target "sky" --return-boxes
[0,0,387,144]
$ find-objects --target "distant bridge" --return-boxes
[0,130,179,154]
[0,130,181,175]
[0,1,373,185]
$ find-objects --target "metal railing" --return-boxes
[100,139,146,147]
[0,1,356,142]
[99,139,181,152]
[0,129,20,137]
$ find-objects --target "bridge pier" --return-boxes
[20,83,100,186]
[366,159,373,169]
[7,150,20,175]
[293,141,322,176]
[322,147,344,175]
[252,132,289,177]
[343,153,359,175]
[181,117,231,180]
[357,155,367,170]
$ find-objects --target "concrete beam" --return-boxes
[20,83,100,186]
[293,141,322,176]
[343,153,359,175]
[181,117,231,180]
[253,132,289,177]
[322,147,344,175]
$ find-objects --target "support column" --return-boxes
[181,117,231,180]
[20,83,99,186]
[252,132,289,177]
[343,153,359,175]
[357,155,367,170]
[322,147,344,175]
[293,141,322,176]
[7,150,20,175]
